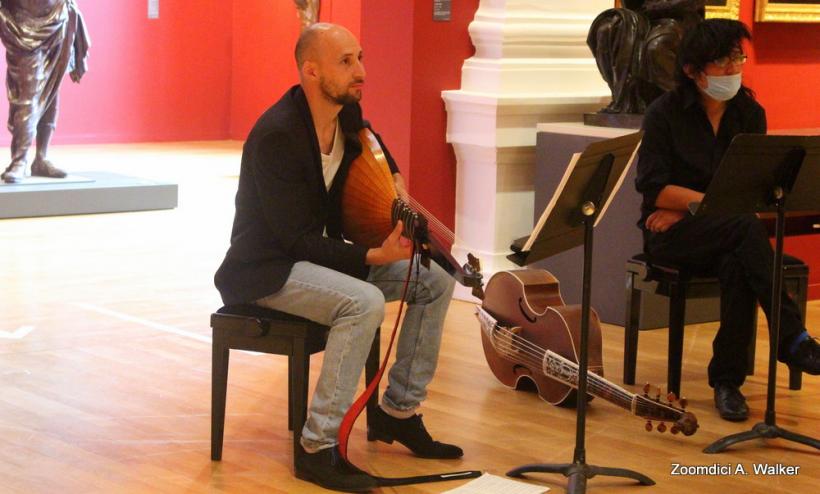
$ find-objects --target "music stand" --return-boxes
[507,131,652,493]
[698,134,820,454]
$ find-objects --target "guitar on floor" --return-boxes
[477,305,698,436]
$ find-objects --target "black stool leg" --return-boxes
[624,271,641,385]
[287,356,294,431]
[788,272,808,390]
[211,335,230,461]
[291,336,309,462]
[667,281,686,397]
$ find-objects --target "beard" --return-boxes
[320,76,362,105]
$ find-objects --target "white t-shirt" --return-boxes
[320,119,344,191]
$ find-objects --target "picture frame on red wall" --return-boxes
[756,0,820,22]
[706,0,742,20]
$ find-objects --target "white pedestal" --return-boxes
[442,0,612,300]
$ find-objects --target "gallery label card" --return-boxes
[433,0,452,22]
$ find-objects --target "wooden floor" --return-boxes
[1,142,817,494]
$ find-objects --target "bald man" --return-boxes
[215,24,461,492]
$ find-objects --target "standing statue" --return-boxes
[293,0,320,30]
[0,0,90,184]
[587,0,704,117]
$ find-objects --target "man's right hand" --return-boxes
[366,220,412,265]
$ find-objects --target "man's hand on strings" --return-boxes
[645,208,686,233]
[366,220,412,265]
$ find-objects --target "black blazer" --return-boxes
[215,85,399,305]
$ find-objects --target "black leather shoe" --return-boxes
[713,382,749,422]
[294,445,376,493]
[368,406,463,459]
[786,337,820,376]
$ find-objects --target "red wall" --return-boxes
[2,2,818,145]
[228,0,362,140]
[739,2,820,298]
[0,0,233,145]
[742,4,820,130]
[360,0,478,227]
[359,0,415,178]
[229,1,300,140]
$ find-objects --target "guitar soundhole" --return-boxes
[518,298,537,323]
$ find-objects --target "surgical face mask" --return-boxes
[702,73,742,101]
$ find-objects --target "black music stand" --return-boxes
[699,134,820,454]
[507,132,651,494]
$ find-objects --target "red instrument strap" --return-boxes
[338,245,416,460]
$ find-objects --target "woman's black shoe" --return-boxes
[368,406,463,459]
[294,445,376,492]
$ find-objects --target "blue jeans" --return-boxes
[255,259,455,451]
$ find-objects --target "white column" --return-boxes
[442,0,611,300]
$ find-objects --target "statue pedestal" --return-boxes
[0,171,178,219]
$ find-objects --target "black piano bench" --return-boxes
[624,253,808,397]
[210,304,380,464]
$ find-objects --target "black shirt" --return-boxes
[635,83,767,231]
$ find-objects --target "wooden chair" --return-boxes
[210,304,380,463]
[623,253,808,396]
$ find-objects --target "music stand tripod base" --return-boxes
[704,422,820,454]
[508,462,655,493]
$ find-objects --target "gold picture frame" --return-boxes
[705,0,742,20]
[756,1,820,22]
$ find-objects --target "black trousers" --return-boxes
[645,214,805,387]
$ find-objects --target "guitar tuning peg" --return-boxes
[679,398,688,409]
[645,420,653,432]
[654,387,661,401]
[667,391,678,403]
[670,425,680,435]
[657,422,667,433]
[643,383,651,396]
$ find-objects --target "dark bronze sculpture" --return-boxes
[587,1,704,119]
[0,0,90,184]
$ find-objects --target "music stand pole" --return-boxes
[704,182,820,453]
[507,198,654,493]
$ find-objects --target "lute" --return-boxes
[476,306,699,436]
[341,128,484,297]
